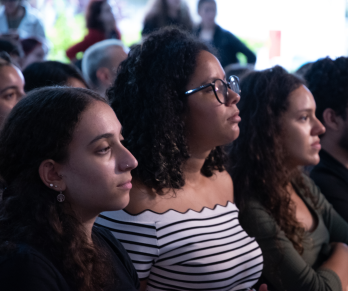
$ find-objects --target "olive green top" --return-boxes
[239,175,348,291]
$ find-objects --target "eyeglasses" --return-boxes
[185,75,240,105]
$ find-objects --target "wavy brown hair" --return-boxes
[0,87,114,290]
[229,66,317,254]
[108,28,225,194]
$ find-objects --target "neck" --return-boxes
[183,148,211,186]
[201,21,215,30]
[167,8,179,18]
[321,135,348,168]
[6,6,22,18]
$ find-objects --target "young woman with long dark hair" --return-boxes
[97,28,265,291]
[66,0,121,62]
[230,66,348,291]
[0,87,139,291]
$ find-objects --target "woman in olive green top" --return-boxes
[230,66,348,291]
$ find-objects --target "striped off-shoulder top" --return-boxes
[96,201,263,291]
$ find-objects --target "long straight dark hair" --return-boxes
[0,87,113,290]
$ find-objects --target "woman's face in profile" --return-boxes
[0,65,25,128]
[57,101,137,218]
[185,50,241,150]
[281,85,325,168]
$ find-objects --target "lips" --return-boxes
[311,140,321,150]
[117,180,132,190]
[227,111,241,123]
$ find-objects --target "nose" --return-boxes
[226,88,240,106]
[119,147,138,172]
[312,116,326,136]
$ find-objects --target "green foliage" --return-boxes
[47,13,87,63]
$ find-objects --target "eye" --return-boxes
[97,146,111,155]
[300,115,309,121]
[3,92,15,100]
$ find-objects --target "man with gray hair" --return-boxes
[82,39,128,98]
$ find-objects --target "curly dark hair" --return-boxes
[229,66,316,254]
[0,87,113,290]
[23,61,88,92]
[304,56,348,123]
[108,28,225,193]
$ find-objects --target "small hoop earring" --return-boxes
[57,190,65,202]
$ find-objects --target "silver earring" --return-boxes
[57,190,65,202]
[49,184,53,187]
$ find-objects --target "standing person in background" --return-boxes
[306,57,348,223]
[82,39,128,98]
[0,52,24,130]
[142,0,193,36]
[230,66,348,291]
[0,0,46,40]
[194,0,256,69]
[66,0,121,63]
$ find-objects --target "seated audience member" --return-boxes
[20,37,46,69]
[230,66,348,291]
[66,0,121,62]
[0,38,22,68]
[23,61,88,92]
[97,28,264,291]
[0,87,139,290]
[306,57,348,223]
[82,39,127,98]
[194,0,256,68]
[0,0,46,40]
[0,52,24,129]
[142,0,193,36]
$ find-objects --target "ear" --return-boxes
[322,108,340,131]
[38,159,66,192]
[96,67,112,86]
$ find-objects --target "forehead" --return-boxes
[186,50,224,88]
[0,65,24,89]
[71,101,120,142]
[287,85,316,111]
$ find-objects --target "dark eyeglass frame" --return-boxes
[185,75,240,105]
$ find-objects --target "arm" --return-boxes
[307,176,348,243]
[239,201,343,291]
[227,33,256,64]
[66,30,103,61]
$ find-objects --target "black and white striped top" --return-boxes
[96,202,263,291]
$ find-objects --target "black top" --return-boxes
[0,226,140,291]
[194,24,256,68]
[310,149,348,223]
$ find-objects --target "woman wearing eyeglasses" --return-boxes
[96,28,264,291]
[230,66,348,291]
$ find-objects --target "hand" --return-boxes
[249,284,268,291]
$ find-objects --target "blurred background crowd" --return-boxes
[1,0,348,72]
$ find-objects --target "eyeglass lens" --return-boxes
[214,76,240,104]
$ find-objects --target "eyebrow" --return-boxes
[88,133,114,145]
[199,75,226,87]
[0,86,19,94]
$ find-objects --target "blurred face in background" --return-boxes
[99,2,116,32]
[21,44,46,70]
[198,1,217,27]
[166,0,181,11]
[0,64,25,128]
[2,0,21,15]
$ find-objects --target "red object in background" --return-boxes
[269,30,281,59]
